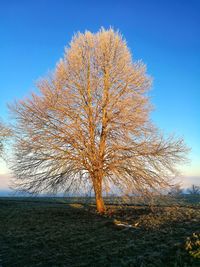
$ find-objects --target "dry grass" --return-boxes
[0,196,199,266]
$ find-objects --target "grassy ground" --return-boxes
[0,196,199,267]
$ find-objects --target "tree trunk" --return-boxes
[93,178,106,213]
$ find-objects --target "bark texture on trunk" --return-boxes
[93,176,106,213]
[96,194,105,213]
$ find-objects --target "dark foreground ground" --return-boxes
[0,196,199,267]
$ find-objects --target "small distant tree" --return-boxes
[187,185,200,195]
[168,184,183,196]
[10,29,188,213]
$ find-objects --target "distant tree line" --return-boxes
[169,184,200,196]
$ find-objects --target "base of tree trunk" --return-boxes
[96,197,106,213]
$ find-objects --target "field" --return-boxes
[0,196,200,267]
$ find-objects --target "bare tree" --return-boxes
[168,184,183,196]
[187,184,200,195]
[10,29,188,213]
[0,121,12,158]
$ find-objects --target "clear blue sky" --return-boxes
[0,0,199,183]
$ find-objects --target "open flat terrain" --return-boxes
[0,196,200,267]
